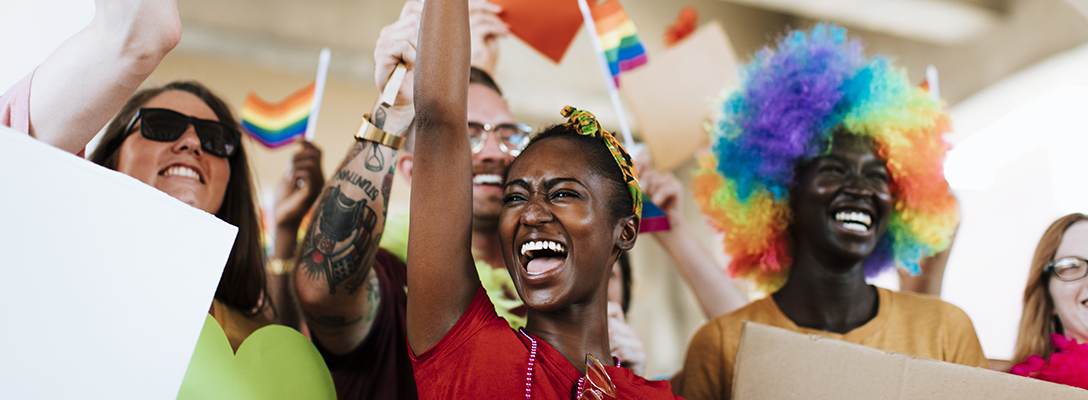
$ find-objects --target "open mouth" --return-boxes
[160,165,204,184]
[472,174,502,186]
[519,239,568,276]
[834,210,872,232]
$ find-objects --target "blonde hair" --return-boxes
[1012,213,1088,364]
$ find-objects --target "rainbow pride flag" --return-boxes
[590,0,647,88]
[240,82,315,148]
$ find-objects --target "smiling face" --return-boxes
[468,83,518,222]
[114,90,231,214]
[499,136,633,312]
[792,133,892,268]
[1048,221,1088,344]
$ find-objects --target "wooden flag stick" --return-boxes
[380,64,408,108]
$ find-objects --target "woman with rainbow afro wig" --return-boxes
[677,24,988,400]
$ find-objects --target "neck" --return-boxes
[773,242,878,334]
[523,297,612,375]
[471,218,506,269]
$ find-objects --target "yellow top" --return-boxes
[677,287,989,400]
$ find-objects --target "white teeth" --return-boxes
[164,166,200,181]
[473,174,502,185]
[842,222,868,232]
[835,211,872,228]
[520,240,566,257]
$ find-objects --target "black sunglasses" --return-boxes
[123,108,241,158]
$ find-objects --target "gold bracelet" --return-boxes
[266,258,295,276]
[355,114,405,150]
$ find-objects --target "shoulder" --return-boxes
[881,288,971,324]
[0,71,34,134]
[703,296,780,338]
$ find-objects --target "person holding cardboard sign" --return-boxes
[678,24,988,400]
[404,0,680,397]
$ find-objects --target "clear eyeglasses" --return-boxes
[1046,256,1088,281]
[468,121,532,157]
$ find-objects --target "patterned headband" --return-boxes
[560,106,642,219]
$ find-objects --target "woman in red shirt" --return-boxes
[404,0,681,398]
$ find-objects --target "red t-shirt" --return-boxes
[410,286,682,399]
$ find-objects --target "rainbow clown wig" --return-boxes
[693,24,958,293]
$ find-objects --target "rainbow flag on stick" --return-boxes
[590,0,647,88]
[240,48,330,148]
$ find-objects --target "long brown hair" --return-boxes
[89,81,267,315]
[1012,213,1088,364]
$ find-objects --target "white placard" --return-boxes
[0,128,238,399]
[942,86,1088,360]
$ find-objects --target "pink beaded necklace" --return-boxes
[518,328,620,399]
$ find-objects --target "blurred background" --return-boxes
[4,0,1088,377]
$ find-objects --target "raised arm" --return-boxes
[26,0,181,154]
[640,166,748,319]
[293,2,418,355]
[407,0,477,353]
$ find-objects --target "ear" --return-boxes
[615,215,639,252]
[396,152,414,185]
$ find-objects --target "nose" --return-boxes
[171,125,203,157]
[475,129,513,166]
[520,197,553,226]
[841,172,873,197]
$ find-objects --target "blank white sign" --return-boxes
[0,128,237,399]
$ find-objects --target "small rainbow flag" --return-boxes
[240,82,315,148]
[590,0,647,88]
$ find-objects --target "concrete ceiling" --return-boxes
[172,0,1088,132]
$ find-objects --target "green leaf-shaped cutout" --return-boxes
[177,315,335,400]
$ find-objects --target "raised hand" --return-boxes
[468,0,509,75]
[608,302,646,376]
[274,141,324,231]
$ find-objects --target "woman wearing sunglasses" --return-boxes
[406,0,680,398]
[1010,213,1088,389]
[89,81,301,351]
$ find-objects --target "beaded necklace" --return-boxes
[518,328,621,399]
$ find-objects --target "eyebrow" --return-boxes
[503,177,587,191]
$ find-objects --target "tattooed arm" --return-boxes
[293,2,419,355]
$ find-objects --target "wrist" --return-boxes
[371,104,414,135]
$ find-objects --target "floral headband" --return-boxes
[560,106,642,219]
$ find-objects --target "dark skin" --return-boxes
[500,136,638,369]
[408,0,638,373]
[773,134,892,334]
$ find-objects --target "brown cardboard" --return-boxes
[621,20,740,171]
[733,322,1088,399]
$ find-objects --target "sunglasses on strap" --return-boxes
[124,108,241,158]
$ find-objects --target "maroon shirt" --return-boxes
[315,248,417,400]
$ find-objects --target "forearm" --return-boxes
[653,220,747,319]
[29,0,180,154]
[407,0,477,353]
[294,111,408,353]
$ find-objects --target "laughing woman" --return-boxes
[406,0,680,398]
[678,25,988,400]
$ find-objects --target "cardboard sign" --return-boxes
[734,322,1086,399]
[0,128,237,399]
[490,0,584,63]
[621,20,740,171]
